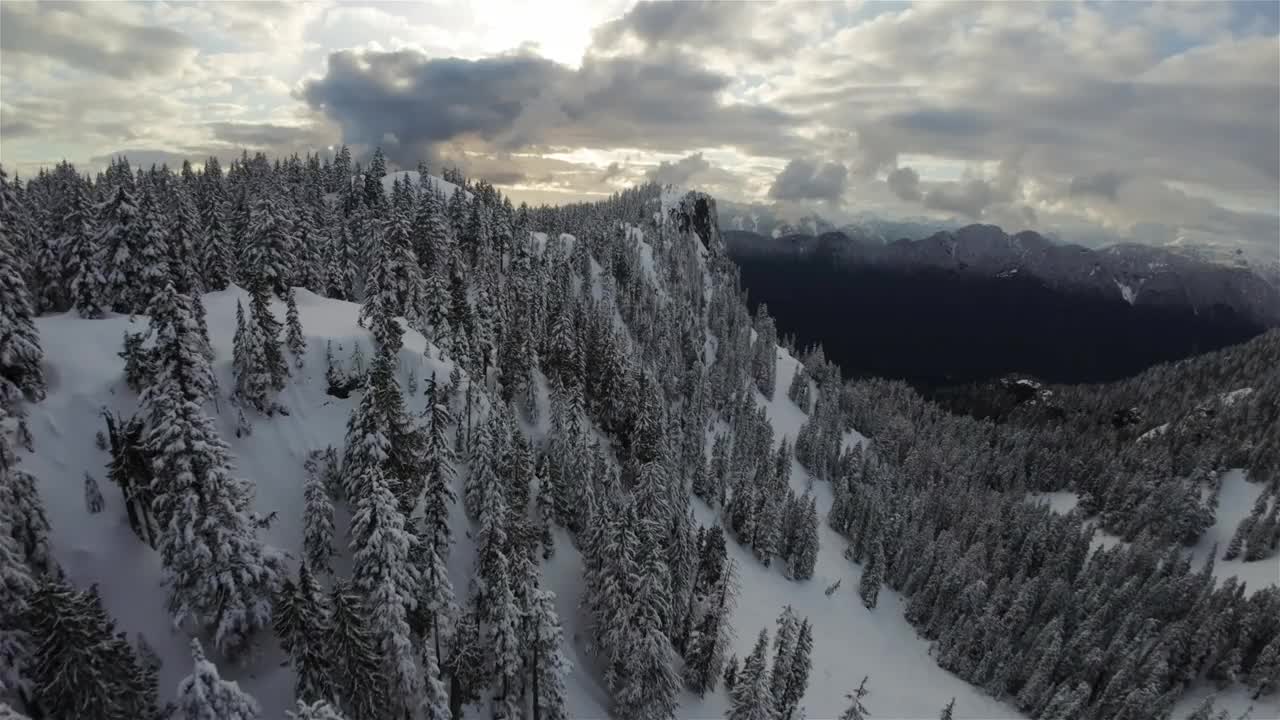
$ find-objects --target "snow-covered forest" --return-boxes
[0,148,1277,720]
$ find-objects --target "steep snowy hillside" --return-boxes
[21,287,1016,719]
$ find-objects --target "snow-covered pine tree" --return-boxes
[168,185,204,295]
[684,556,738,696]
[61,178,107,318]
[788,494,819,581]
[287,700,350,720]
[349,463,422,718]
[727,628,775,720]
[25,580,157,720]
[939,698,956,720]
[0,429,54,576]
[274,562,334,704]
[420,373,456,557]
[135,189,173,314]
[243,191,297,297]
[249,282,289,398]
[770,607,799,709]
[0,174,46,405]
[837,676,871,720]
[0,505,35,695]
[487,552,523,719]
[859,528,884,610]
[175,639,261,720]
[326,580,387,720]
[303,461,335,575]
[781,619,813,720]
[94,183,147,314]
[528,580,571,720]
[286,287,306,367]
[141,283,280,658]
[202,200,233,291]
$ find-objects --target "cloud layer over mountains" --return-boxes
[2,1,1277,254]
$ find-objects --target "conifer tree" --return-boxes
[728,629,775,720]
[770,607,799,705]
[303,463,335,575]
[349,464,422,718]
[837,676,871,720]
[288,700,350,720]
[286,287,306,367]
[202,201,233,291]
[0,512,35,695]
[62,179,106,318]
[326,580,387,720]
[529,582,571,720]
[939,698,956,720]
[94,183,146,314]
[243,192,296,296]
[136,189,173,312]
[0,177,46,404]
[274,563,333,704]
[781,619,813,720]
[859,530,884,610]
[176,639,261,720]
[142,283,279,658]
[25,580,157,719]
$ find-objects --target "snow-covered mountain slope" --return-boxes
[25,286,1027,719]
[726,224,1280,327]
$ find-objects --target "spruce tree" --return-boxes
[286,287,306,367]
[349,464,422,718]
[25,580,157,719]
[274,563,333,704]
[175,639,261,720]
[61,179,106,318]
[326,580,387,720]
[728,629,775,720]
[859,530,884,610]
[94,183,146,314]
[303,464,335,575]
[243,192,296,296]
[837,676,871,720]
[780,619,813,720]
[142,283,279,658]
[287,700,350,720]
[529,582,571,720]
[939,698,956,720]
[0,176,46,404]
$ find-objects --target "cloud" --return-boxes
[601,161,625,182]
[1069,171,1129,201]
[768,159,848,203]
[646,152,711,186]
[301,48,797,167]
[923,179,1001,219]
[886,166,921,202]
[0,2,196,79]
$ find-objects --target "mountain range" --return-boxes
[727,224,1279,386]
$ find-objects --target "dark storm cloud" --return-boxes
[601,162,625,182]
[1069,171,1129,201]
[645,152,711,186]
[922,179,1002,219]
[768,159,848,203]
[0,1,194,79]
[301,48,797,166]
[886,166,922,202]
[205,122,334,152]
[590,1,787,61]
[888,108,993,138]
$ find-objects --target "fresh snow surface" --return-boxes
[24,286,1034,720]
[1191,469,1279,592]
[1220,387,1255,407]
[1114,278,1138,304]
[1137,422,1171,443]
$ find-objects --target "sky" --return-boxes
[2,0,1278,257]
